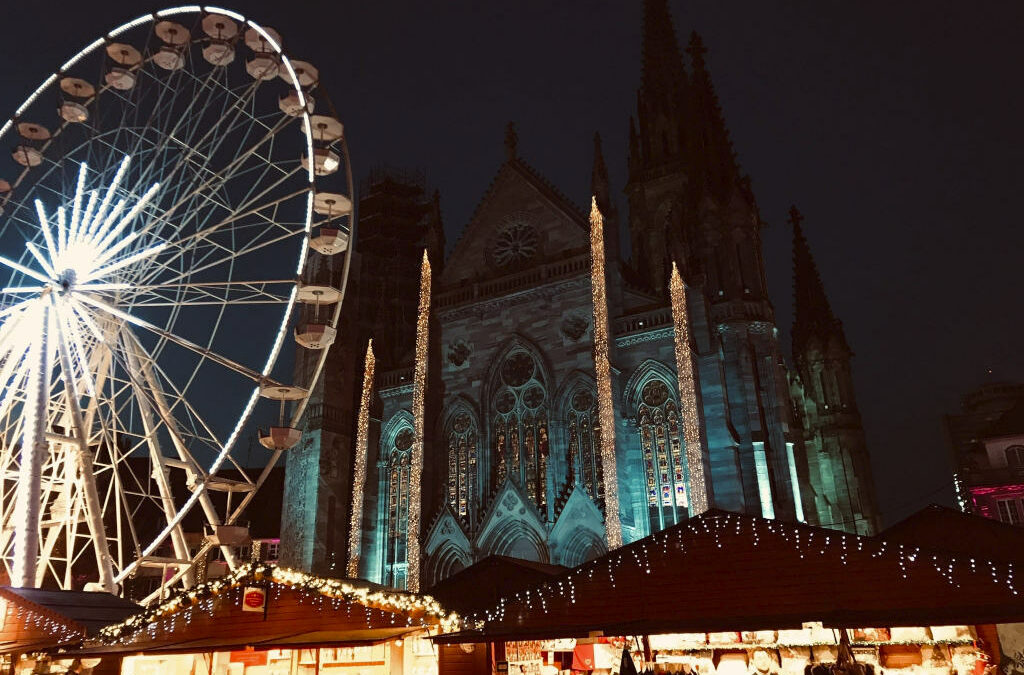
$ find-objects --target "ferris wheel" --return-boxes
[0,6,354,601]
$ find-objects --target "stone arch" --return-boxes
[622,359,677,419]
[483,335,552,512]
[552,370,602,503]
[440,395,482,522]
[484,334,554,402]
[480,517,549,563]
[559,527,607,568]
[425,540,472,588]
[381,409,414,450]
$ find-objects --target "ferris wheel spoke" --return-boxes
[76,293,276,386]
[123,330,240,569]
[118,331,195,581]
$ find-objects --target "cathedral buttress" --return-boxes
[790,206,879,534]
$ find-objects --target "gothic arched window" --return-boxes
[566,388,603,501]
[446,411,478,520]
[636,379,687,531]
[384,427,413,589]
[492,350,548,512]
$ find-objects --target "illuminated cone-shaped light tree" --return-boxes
[347,339,375,578]
[669,261,709,515]
[589,197,622,550]
[407,251,431,591]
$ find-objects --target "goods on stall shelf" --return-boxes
[497,624,984,675]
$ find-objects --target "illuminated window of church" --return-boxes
[447,412,478,520]
[566,388,603,502]
[636,380,688,529]
[492,350,548,512]
[385,428,413,587]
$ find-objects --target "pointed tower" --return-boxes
[789,206,879,534]
[593,132,623,315]
[626,0,689,292]
[623,2,805,530]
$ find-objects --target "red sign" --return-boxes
[230,651,268,666]
[242,586,266,612]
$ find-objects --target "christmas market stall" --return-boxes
[0,586,139,674]
[62,564,458,675]
[434,510,1024,675]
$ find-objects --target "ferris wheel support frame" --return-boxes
[51,293,116,592]
[12,303,50,588]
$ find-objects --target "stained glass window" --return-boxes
[493,350,548,512]
[566,388,602,502]
[636,379,688,532]
[384,427,413,587]
[446,412,477,520]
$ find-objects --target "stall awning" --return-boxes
[437,509,1024,642]
[86,564,456,656]
[0,587,139,654]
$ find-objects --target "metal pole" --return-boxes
[51,295,117,591]
[12,302,50,587]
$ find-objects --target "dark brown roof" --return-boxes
[0,587,139,636]
[436,509,1024,642]
[879,503,1024,564]
[426,555,565,615]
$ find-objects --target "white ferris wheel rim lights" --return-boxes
[0,5,354,599]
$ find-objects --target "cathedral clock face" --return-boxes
[490,217,539,267]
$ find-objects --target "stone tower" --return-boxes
[625,0,804,522]
[788,206,878,534]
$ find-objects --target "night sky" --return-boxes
[3,1,1022,528]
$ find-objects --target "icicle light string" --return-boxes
[588,197,622,549]
[407,251,431,592]
[347,339,376,578]
[98,563,459,643]
[464,512,1020,627]
[669,262,709,515]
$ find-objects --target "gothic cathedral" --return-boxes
[279,0,879,588]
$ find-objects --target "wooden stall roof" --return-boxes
[427,556,565,615]
[435,509,1024,643]
[84,564,457,656]
[0,587,139,654]
[879,504,1024,564]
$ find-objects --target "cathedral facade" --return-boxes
[280,0,879,588]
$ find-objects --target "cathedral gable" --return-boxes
[442,161,590,286]
[474,479,549,563]
[549,485,606,567]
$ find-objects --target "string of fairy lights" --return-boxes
[0,596,82,645]
[347,340,376,578]
[588,198,623,550]
[462,511,1020,628]
[97,563,459,644]
[669,262,709,515]
[407,251,432,592]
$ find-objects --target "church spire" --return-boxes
[641,0,687,96]
[686,32,742,204]
[631,0,688,176]
[791,205,848,356]
[504,121,518,160]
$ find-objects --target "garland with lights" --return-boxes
[669,262,709,515]
[462,511,1020,629]
[588,198,622,550]
[97,563,459,643]
[347,339,376,578]
[407,251,432,592]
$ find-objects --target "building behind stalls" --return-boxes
[280,0,880,588]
